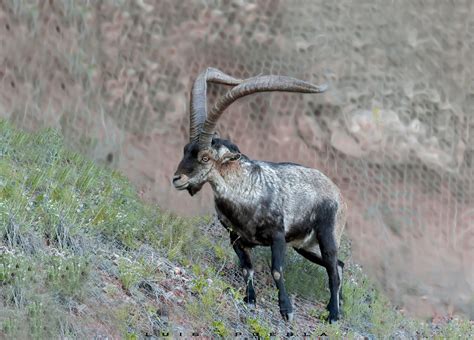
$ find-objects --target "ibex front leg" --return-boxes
[230,232,256,304]
[271,233,293,321]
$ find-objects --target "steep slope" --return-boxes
[1,120,472,338]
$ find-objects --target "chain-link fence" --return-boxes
[1,0,473,318]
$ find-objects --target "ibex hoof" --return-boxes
[328,313,340,324]
[243,296,256,305]
[281,311,294,322]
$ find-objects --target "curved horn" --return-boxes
[198,75,328,148]
[189,68,242,142]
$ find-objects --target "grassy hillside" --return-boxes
[0,119,472,338]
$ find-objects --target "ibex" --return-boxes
[172,68,346,323]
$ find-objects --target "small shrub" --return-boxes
[117,258,151,291]
[187,268,230,326]
[0,254,36,286]
[45,256,90,297]
[247,317,272,340]
[212,320,230,337]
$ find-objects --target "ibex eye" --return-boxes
[202,156,209,162]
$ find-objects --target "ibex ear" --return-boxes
[221,151,241,164]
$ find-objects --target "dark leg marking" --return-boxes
[271,233,293,321]
[319,239,340,323]
[230,232,256,304]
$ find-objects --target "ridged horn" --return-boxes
[198,75,328,148]
[189,68,242,142]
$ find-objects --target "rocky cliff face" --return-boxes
[0,0,473,318]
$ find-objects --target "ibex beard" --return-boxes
[173,68,346,323]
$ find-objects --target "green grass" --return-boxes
[247,317,272,340]
[1,119,473,338]
[0,119,241,337]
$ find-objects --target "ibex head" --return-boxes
[172,67,327,196]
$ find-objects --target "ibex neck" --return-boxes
[209,158,262,200]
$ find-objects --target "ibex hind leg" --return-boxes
[295,199,342,323]
[319,237,341,322]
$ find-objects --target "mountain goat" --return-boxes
[172,68,347,323]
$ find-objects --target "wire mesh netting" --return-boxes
[0,0,473,318]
